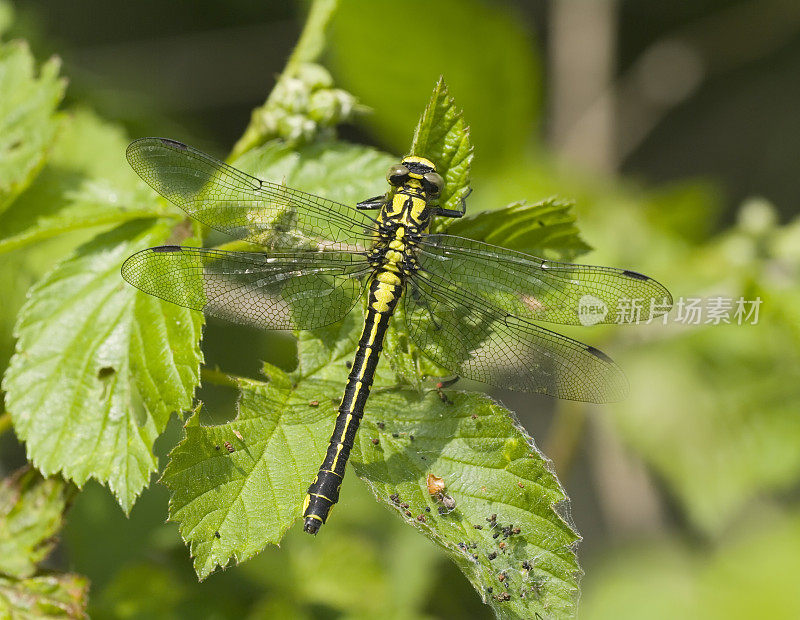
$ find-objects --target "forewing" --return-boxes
[418,234,672,325]
[405,270,629,403]
[126,138,378,251]
[121,247,370,330]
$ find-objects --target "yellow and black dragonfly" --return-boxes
[121,138,671,534]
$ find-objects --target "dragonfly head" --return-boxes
[383,156,444,229]
[387,156,444,200]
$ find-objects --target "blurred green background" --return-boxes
[1,0,800,618]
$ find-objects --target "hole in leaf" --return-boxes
[97,366,116,379]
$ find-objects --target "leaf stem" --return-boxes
[200,367,241,389]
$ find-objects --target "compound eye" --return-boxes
[423,172,444,196]
[387,164,409,186]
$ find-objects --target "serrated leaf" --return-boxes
[164,314,580,617]
[353,392,580,618]
[0,109,168,255]
[161,314,360,579]
[0,40,65,213]
[0,467,87,618]
[330,0,540,166]
[409,77,473,221]
[3,220,203,512]
[0,468,74,579]
[445,197,592,261]
[0,573,88,619]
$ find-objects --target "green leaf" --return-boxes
[0,109,168,255]
[164,315,580,617]
[3,220,204,512]
[352,392,581,618]
[0,40,65,213]
[162,313,362,579]
[0,467,87,619]
[445,197,592,261]
[329,0,540,169]
[0,468,74,579]
[410,77,473,222]
[0,573,89,619]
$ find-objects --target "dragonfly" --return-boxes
[121,137,672,535]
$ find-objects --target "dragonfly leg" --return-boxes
[357,194,386,210]
[433,188,472,218]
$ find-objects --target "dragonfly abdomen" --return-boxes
[302,272,403,534]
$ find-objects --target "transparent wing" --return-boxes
[405,269,629,403]
[417,234,672,326]
[126,138,378,251]
[122,246,370,330]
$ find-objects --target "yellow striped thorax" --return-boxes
[380,156,443,232]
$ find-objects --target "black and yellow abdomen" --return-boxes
[302,154,442,535]
[302,272,402,534]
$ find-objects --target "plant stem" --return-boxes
[285,0,339,74]
[230,0,339,160]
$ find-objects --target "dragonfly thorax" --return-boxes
[380,155,442,232]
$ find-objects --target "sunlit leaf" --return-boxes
[410,77,473,224]
[0,468,74,579]
[3,220,204,512]
[0,109,168,255]
[445,197,592,261]
[163,313,580,617]
[0,40,64,213]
